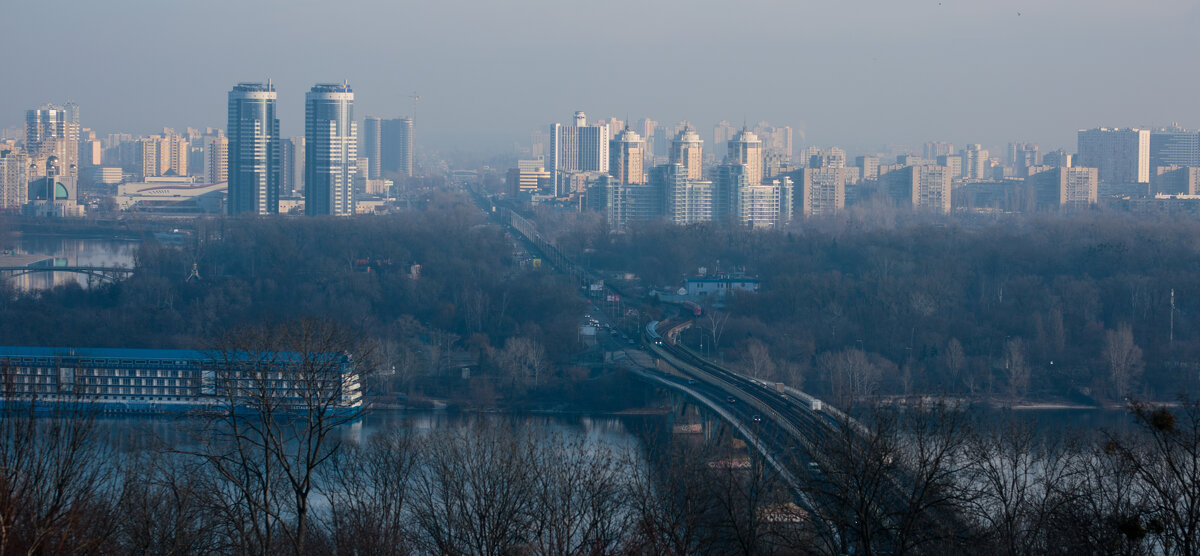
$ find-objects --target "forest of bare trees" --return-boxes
[6,366,1200,556]
[547,210,1200,404]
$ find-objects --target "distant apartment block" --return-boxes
[1152,166,1200,196]
[797,167,845,217]
[961,144,989,181]
[886,165,951,213]
[1077,127,1150,185]
[137,133,189,179]
[549,112,610,196]
[0,149,28,209]
[305,83,357,216]
[658,163,713,225]
[669,128,703,180]
[203,133,228,185]
[610,128,646,185]
[380,117,413,178]
[727,129,764,185]
[506,159,550,197]
[856,155,880,181]
[737,177,792,229]
[1149,127,1200,171]
[227,82,280,215]
[1028,166,1098,208]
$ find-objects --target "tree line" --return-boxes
[5,351,1200,555]
[0,192,590,407]
[545,209,1200,403]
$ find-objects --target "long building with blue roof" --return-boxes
[0,346,362,415]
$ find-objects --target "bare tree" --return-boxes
[115,450,222,554]
[410,420,536,555]
[526,432,631,555]
[187,318,371,555]
[497,336,549,387]
[1105,324,1143,400]
[0,378,118,554]
[805,401,972,555]
[818,349,879,408]
[318,429,419,555]
[702,309,730,354]
[963,416,1079,555]
[743,339,777,381]
[945,338,965,392]
[624,439,721,555]
[1103,400,1200,555]
[1004,339,1030,400]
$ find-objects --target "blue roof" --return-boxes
[0,346,208,359]
[0,347,352,370]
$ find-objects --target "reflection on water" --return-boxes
[90,410,663,456]
[7,235,138,291]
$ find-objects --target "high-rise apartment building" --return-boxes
[669,128,703,180]
[923,142,955,160]
[280,136,305,197]
[937,154,963,179]
[713,121,737,156]
[25,104,79,181]
[137,133,189,178]
[380,117,413,178]
[1076,128,1150,184]
[797,167,846,217]
[1008,142,1039,176]
[530,129,549,159]
[961,144,989,180]
[603,179,662,230]
[1152,166,1200,196]
[1029,166,1099,208]
[737,177,792,229]
[0,149,28,209]
[856,155,880,181]
[753,122,793,162]
[712,164,748,223]
[227,82,280,214]
[887,165,951,213]
[610,128,645,185]
[506,159,551,197]
[1149,127,1200,171]
[1042,149,1072,168]
[361,116,382,180]
[658,163,713,225]
[305,83,357,216]
[78,129,101,169]
[806,147,846,169]
[204,133,228,185]
[727,129,763,185]
[548,112,609,196]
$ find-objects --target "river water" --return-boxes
[89,410,663,458]
[5,234,137,291]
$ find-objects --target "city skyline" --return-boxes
[2,0,1198,155]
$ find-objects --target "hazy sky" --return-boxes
[2,0,1198,157]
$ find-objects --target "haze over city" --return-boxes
[10,1,1200,553]
[3,0,1199,154]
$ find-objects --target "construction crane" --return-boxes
[407,91,420,122]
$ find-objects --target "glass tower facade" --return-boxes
[227,82,281,215]
[305,83,357,216]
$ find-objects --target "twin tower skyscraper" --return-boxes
[226,81,357,216]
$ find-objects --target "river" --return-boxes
[89,410,665,456]
[5,234,137,291]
